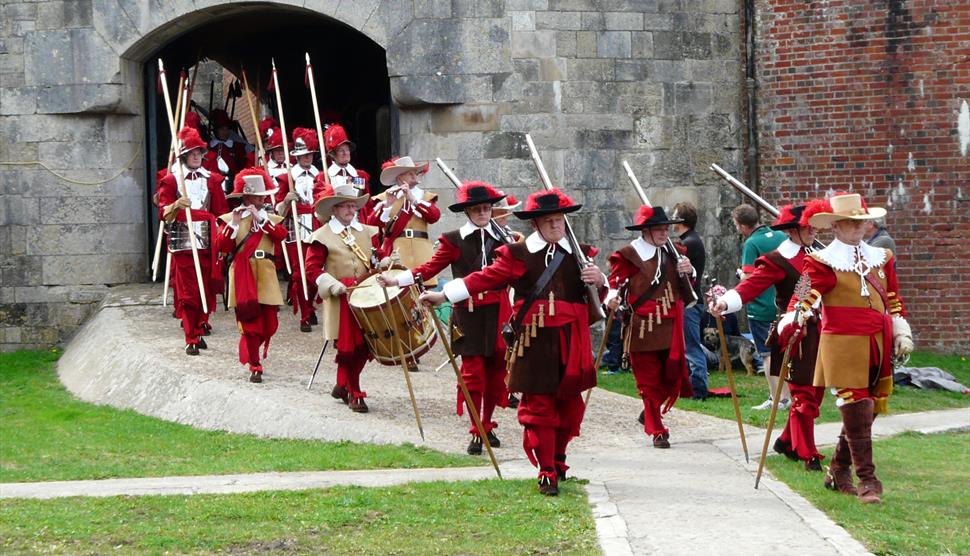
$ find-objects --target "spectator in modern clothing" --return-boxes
[672,202,709,399]
[863,220,897,254]
[731,204,788,410]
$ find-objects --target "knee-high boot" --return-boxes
[841,398,881,503]
[824,427,855,495]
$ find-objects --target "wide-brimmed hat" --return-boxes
[258,117,279,140]
[808,193,886,228]
[799,198,833,227]
[177,126,207,157]
[209,109,233,130]
[264,127,284,151]
[448,181,506,212]
[228,168,278,199]
[769,204,808,230]
[492,191,521,217]
[513,188,582,219]
[313,183,370,220]
[379,156,431,186]
[290,127,319,157]
[324,123,355,154]
[625,205,683,230]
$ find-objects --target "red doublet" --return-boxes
[275,173,322,324]
[734,250,806,306]
[375,195,441,258]
[457,241,603,473]
[157,171,229,344]
[411,233,512,434]
[305,239,378,399]
[607,247,692,436]
[214,220,288,366]
[204,140,248,178]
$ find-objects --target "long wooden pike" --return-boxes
[380,282,425,441]
[305,53,330,188]
[755,275,811,489]
[270,58,309,300]
[415,276,501,478]
[158,60,207,314]
[706,283,749,463]
[524,134,606,323]
[151,70,187,282]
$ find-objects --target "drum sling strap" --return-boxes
[501,248,566,346]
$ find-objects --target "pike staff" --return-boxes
[706,280,749,463]
[152,70,187,282]
[621,161,698,308]
[158,59,208,314]
[524,134,606,323]
[305,53,330,188]
[270,58,309,300]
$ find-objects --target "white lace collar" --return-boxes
[328,162,358,178]
[776,239,803,260]
[814,238,887,272]
[524,231,572,254]
[292,165,319,179]
[631,237,659,261]
[328,215,363,233]
[459,221,499,240]
[209,138,234,148]
[178,164,210,179]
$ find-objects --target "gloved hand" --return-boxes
[174,197,191,210]
[378,257,393,270]
[316,273,340,299]
[284,191,299,204]
[329,282,347,297]
[893,316,914,357]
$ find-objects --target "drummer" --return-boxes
[305,182,378,413]
[379,181,513,455]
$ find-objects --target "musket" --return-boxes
[270,58,309,300]
[755,275,811,489]
[524,134,606,323]
[305,53,331,188]
[415,275,501,478]
[307,340,329,390]
[434,158,514,245]
[705,278,749,463]
[584,279,628,407]
[622,161,699,308]
[158,60,208,314]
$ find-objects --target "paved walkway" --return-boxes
[28,286,970,555]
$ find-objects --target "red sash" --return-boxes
[232,229,264,322]
[514,300,595,399]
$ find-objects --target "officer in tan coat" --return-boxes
[215,169,287,383]
[305,183,378,413]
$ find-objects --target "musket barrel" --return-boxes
[710,163,779,217]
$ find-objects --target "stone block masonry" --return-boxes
[754,0,970,352]
[2,0,744,351]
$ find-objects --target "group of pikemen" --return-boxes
[157,100,914,500]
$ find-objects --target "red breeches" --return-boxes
[173,252,216,344]
[518,392,586,470]
[778,384,824,461]
[286,242,317,324]
[630,350,672,435]
[335,345,369,398]
[237,305,279,367]
[457,354,508,434]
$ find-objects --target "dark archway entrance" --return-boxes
[141,6,394,267]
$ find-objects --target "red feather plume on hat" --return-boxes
[233,167,273,192]
[523,188,576,211]
[324,123,352,152]
[773,204,797,227]
[291,127,319,152]
[456,181,501,203]
[258,117,279,139]
[800,198,833,227]
[264,127,283,150]
[184,111,202,132]
[381,156,400,171]
[504,193,519,205]
[633,205,655,226]
[177,126,207,154]
[312,181,336,206]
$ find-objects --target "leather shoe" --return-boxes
[773,437,799,461]
[249,370,262,383]
[652,433,670,449]
[349,397,369,413]
[201,323,212,336]
[538,473,559,496]
[197,337,207,350]
[467,435,483,455]
[805,457,823,472]
[309,312,319,325]
[331,384,349,404]
[300,322,312,333]
[486,431,501,448]
[408,365,420,373]
[507,393,520,408]
[185,344,200,356]
[637,410,645,425]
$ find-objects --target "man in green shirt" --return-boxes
[731,204,787,410]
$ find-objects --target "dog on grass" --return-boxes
[702,327,758,375]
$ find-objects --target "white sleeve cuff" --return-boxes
[227,220,240,239]
[719,289,743,315]
[892,315,912,339]
[605,288,618,305]
[778,311,796,333]
[397,270,415,287]
[417,199,431,208]
[379,207,392,223]
[443,278,470,303]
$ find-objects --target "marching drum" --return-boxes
[348,268,438,366]
[166,221,210,252]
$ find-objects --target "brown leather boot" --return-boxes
[331,384,349,404]
[349,396,369,413]
[841,399,882,504]
[824,430,856,495]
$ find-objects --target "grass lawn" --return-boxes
[0,479,597,555]
[0,350,477,483]
[598,351,970,427]
[767,431,970,556]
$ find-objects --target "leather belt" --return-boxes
[401,229,429,239]
[252,250,275,262]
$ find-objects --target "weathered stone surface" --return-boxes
[386,18,460,77]
[510,10,536,30]
[0,86,36,114]
[412,0,452,18]
[390,75,466,106]
[42,253,143,285]
[35,0,93,30]
[483,131,529,159]
[597,31,632,58]
[511,30,556,59]
[430,104,502,133]
[24,29,119,86]
[535,10,581,30]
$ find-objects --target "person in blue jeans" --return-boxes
[600,316,624,374]
[672,202,708,399]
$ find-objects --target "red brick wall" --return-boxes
[754,0,970,353]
